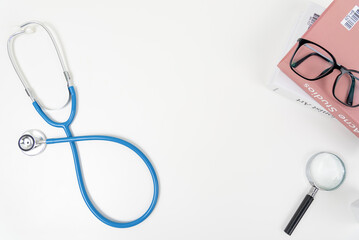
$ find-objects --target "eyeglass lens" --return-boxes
[291,43,334,80]
[334,71,359,106]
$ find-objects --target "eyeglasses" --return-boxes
[290,38,359,107]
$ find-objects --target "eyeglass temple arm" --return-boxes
[291,52,332,68]
[346,73,358,106]
[317,67,332,78]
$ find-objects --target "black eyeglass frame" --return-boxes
[290,38,359,108]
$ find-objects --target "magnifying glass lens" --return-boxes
[307,152,345,191]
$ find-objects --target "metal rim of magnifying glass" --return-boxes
[306,151,346,191]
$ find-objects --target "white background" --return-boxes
[1,0,359,239]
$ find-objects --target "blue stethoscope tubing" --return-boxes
[33,86,159,228]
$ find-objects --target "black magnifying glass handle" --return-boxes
[284,187,318,236]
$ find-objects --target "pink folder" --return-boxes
[278,0,359,137]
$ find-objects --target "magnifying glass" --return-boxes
[284,152,346,236]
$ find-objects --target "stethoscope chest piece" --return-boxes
[18,129,47,156]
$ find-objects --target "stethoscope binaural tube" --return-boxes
[7,21,72,110]
[284,152,346,235]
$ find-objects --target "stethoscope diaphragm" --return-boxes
[18,129,47,156]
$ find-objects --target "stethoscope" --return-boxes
[7,21,159,228]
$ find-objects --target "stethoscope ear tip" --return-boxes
[22,26,36,34]
[18,129,46,156]
[10,24,36,37]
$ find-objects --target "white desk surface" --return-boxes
[1,0,359,239]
